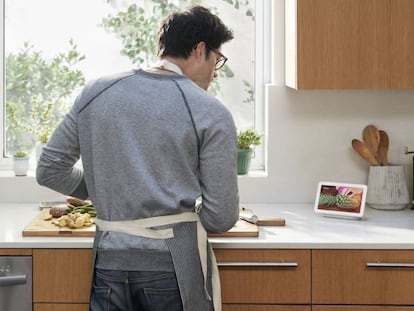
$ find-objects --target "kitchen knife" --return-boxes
[239,207,258,224]
[239,207,286,226]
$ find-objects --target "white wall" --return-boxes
[1,1,414,204]
[238,1,414,203]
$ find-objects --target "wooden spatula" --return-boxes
[362,125,380,157]
[378,130,389,166]
[352,139,379,166]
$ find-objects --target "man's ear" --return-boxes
[193,41,207,62]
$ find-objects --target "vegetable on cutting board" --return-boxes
[46,196,97,229]
[52,212,94,229]
[49,206,69,218]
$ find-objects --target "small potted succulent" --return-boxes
[237,129,262,175]
[13,150,30,176]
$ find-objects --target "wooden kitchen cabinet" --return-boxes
[27,247,414,309]
[313,250,414,306]
[34,304,89,311]
[214,249,311,307]
[285,0,414,89]
[223,306,310,311]
[313,307,414,311]
[33,249,92,307]
[0,248,31,255]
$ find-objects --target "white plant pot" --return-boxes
[13,157,30,176]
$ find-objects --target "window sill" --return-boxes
[0,169,35,178]
[0,169,65,203]
[0,166,269,178]
[0,168,267,203]
[237,169,268,178]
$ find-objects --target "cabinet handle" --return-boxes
[366,262,414,268]
[217,262,298,267]
[0,274,27,286]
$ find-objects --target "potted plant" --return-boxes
[13,150,30,176]
[237,129,262,175]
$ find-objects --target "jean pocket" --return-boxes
[90,285,111,311]
[142,287,182,311]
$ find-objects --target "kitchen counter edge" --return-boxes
[1,203,414,250]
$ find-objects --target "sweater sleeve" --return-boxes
[36,102,88,199]
[198,111,239,233]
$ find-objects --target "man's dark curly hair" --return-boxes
[157,5,234,59]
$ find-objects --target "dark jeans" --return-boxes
[90,268,183,311]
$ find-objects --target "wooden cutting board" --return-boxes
[22,209,258,238]
[22,208,96,237]
[208,219,258,237]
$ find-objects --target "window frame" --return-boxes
[250,0,271,172]
[0,0,271,173]
[0,0,8,169]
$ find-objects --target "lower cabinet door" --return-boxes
[313,307,414,311]
[223,305,310,311]
[34,303,89,311]
[215,249,311,304]
[33,249,93,303]
[313,250,414,305]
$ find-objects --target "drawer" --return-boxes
[313,250,414,304]
[34,304,89,311]
[0,249,32,256]
[313,307,414,311]
[215,249,311,304]
[223,305,310,311]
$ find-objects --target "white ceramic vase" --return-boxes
[367,165,411,210]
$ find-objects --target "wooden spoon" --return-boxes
[362,124,380,157]
[378,130,389,166]
[352,139,379,166]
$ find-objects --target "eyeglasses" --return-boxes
[210,48,228,70]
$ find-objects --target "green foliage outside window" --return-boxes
[6,40,85,154]
[101,0,254,96]
[5,0,255,156]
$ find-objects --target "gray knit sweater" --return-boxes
[37,69,239,272]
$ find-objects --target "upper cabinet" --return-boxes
[285,0,414,89]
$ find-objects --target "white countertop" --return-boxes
[0,203,94,248]
[1,203,414,249]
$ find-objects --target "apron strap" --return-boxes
[95,213,221,311]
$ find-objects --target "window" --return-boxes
[1,0,270,171]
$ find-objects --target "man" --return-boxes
[37,5,239,311]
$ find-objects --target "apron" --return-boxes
[89,67,223,310]
[94,213,221,311]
